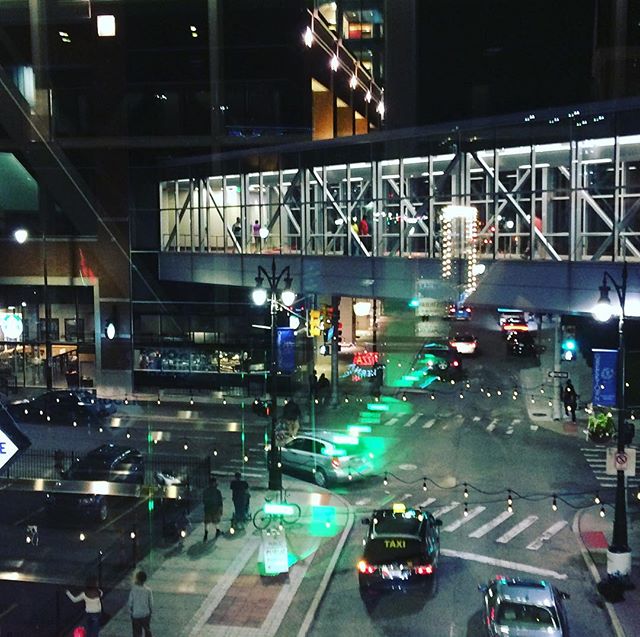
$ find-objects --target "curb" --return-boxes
[572,509,626,637]
[296,492,354,637]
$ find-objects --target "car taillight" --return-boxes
[357,560,377,574]
[414,564,433,575]
[331,457,341,469]
[452,360,459,367]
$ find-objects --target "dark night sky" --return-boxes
[415,0,597,123]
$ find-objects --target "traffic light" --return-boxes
[309,309,321,337]
[561,325,577,361]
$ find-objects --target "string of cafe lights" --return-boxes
[380,472,639,516]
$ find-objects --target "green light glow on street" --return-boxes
[264,503,297,515]
[348,425,372,434]
[148,499,154,511]
[332,434,359,445]
[367,403,389,411]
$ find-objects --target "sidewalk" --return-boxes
[98,478,351,637]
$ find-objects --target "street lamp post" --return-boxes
[593,261,632,578]
[252,259,295,492]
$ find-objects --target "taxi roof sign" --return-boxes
[392,502,406,514]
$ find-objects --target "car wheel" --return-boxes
[314,468,328,488]
[97,501,108,522]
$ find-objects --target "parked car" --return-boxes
[449,332,478,355]
[8,390,116,426]
[280,431,374,487]
[506,331,537,356]
[480,576,570,636]
[358,503,442,595]
[45,444,144,521]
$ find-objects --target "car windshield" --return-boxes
[497,601,558,628]
[372,512,421,536]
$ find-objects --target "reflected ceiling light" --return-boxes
[97,15,116,37]
[353,301,372,317]
[13,228,28,244]
[350,74,357,90]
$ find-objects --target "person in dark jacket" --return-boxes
[230,472,250,526]
[562,379,578,422]
[202,476,223,541]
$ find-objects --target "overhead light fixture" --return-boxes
[97,15,116,38]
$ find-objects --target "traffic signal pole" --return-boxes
[552,316,563,421]
[330,295,340,407]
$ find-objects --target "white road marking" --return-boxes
[432,501,460,518]
[526,520,569,550]
[440,549,567,580]
[355,498,371,507]
[468,510,514,538]
[486,419,497,432]
[399,492,412,501]
[530,424,539,431]
[512,419,521,425]
[496,515,538,543]
[404,413,422,427]
[385,417,399,427]
[505,427,514,435]
[443,506,486,532]
[423,419,435,429]
[417,497,436,508]
[473,416,481,422]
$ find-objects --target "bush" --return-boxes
[587,411,615,439]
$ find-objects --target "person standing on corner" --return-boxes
[230,472,250,527]
[202,475,223,541]
[232,216,242,252]
[252,219,262,253]
[65,577,103,637]
[128,570,153,637]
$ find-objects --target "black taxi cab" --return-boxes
[357,503,442,593]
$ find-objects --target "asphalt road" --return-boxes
[309,311,613,636]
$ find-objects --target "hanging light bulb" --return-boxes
[594,493,601,505]
[464,503,469,517]
[124,395,129,405]
[223,398,227,406]
[422,478,427,491]
[459,392,464,399]
[507,490,513,512]
[496,390,502,396]
[402,392,407,402]
[126,429,131,439]
[213,448,218,457]
[244,455,249,463]
[344,395,349,403]
[600,505,606,518]
[463,484,469,499]
[430,393,435,400]
[383,473,388,487]
[552,495,558,511]
[348,469,353,481]
[183,440,189,451]
[157,394,161,405]
[229,526,235,535]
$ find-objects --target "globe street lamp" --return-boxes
[252,259,295,491]
[13,227,52,391]
[592,261,631,579]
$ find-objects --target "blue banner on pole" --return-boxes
[592,348,618,407]
[277,327,295,374]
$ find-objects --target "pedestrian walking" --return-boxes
[232,217,242,252]
[65,578,103,637]
[282,397,301,437]
[359,215,370,251]
[202,475,223,541]
[252,219,262,252]
[317,373,330,405]
[128,570,153,637]
[230,472,250,527]
[562,379,578,423]
[309,369,318,399]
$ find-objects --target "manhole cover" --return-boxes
[398,463,418,471]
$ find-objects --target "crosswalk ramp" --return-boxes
[369,495,570,551]
[581,446,640,489]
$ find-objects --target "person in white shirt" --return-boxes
[128,570,153,637]
[66,578,103,637]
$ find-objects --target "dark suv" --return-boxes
[413,342,463,382]
[358,504,442,595]
[46,444,144,521]
[9,390,117,426]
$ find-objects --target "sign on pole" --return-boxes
[606,447,636,476]
[593,349,618,407]
[548,371,569,379]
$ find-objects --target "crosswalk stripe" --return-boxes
[505,427,514,435]
[417,497,436,508]
[404,413,422,427]
[432,501,460,518]
[526,520,569,550]
[385,417,399,427]
[486,419,497,432]
[496,515,538,543]
[423,419,435,429]
[468,510,514,538]
[443,506,486,532]
[472,416,481,422]
[355,498,371,507]
[512,419,521,425]
[530,424,539,431]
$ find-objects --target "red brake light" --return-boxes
[357,560,377,574]
[331,457,341,469]
[452,360,459,367]
[414,564,433,575]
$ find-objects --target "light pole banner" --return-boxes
[592,348,618,407]
[277,327,295,374]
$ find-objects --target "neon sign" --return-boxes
[353,351,379,367]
